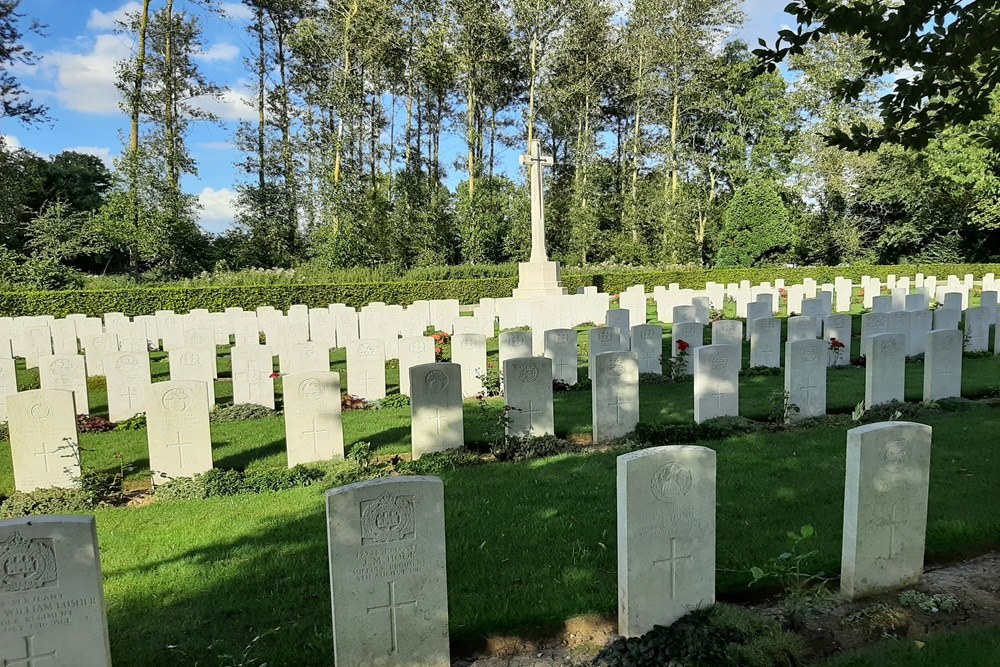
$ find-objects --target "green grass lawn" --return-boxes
[821,625,1000,666]
[81,403,1000,665]
[3,307,1000,665]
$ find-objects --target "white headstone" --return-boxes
[450,334,486,398]
[693,345,739,424]
[749,317,781,368]
[347,339,387,401]
[503,357,554,438]
[104,351,152,421]
[784,339,827,421]
[146,381,213,485]
[865,334,906,409]
[606,309,631,350]
[923,329,962,402]
[326,476,450,667]
[0,516,112,666]
[6,390,80,492]
[616,445,715,636]
[841,422,931,599]
[284,371,345,466]
[38,355,89,415]
[631,325,663,374]
[544,329,578,386]
[230,345,275,409]
[592,352,639,443]
[963,307,990,353]
[82,333,118,377]
[409,363,464,459]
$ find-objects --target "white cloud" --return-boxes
[87,1,142,31]
[65,145,115,168]
[196,42,240,63]
[45,34,131,114]
[221,3,254,20]
[195,89,256,122]
[1,135,22,150]
[197,186,238,232]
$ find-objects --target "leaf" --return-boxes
[750,566,765,580]
[800,524,815,538]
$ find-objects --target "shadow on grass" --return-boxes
[100,405,1000,665]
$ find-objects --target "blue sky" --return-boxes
[2,0,792,234]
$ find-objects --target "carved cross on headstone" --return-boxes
[367,581,417,655]
[5,635,57,667]
[653,537,693,602]
[519,140,554,263]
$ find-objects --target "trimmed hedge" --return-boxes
[1,263,998,317]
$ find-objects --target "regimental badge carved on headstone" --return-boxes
[0,533,58,592]
[650,463,692,503]
[161,388,191,413]
[361,493,416,545]
[424,370,449,392]
[298,378,322,401]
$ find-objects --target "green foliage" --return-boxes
[0,421,7,441]
[4,262,1000,316]
[368,393,411,410]
[153,465,327,502]
[395,450,483,475]
[114,413,147,431]
[210,403,280,423]
[0,487,96,518]
[593,604,808,667]
[632,418,757,447]
[748,525,830,594]
[489,434,577,462]
[715,179,792,267]
[898,590,960,613]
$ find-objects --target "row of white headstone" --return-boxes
[3,315,967,491]
[0,271,990,372]
[0,419,931,666]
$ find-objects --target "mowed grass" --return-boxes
[87,405,1000,665]
[821,625,1000,666]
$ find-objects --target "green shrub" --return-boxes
[490,435,577,462]
[153,476,209,502]
[593,604,807,667]
[210,403,280,423]
[0,421,7,442]
[369,393,411,410]
[396,450,483,475]
[154,464,335,503]
[0,487,97,518]
[716,178,792,267]
[632,418,757,447]
[4,262,1000,316]
[114,413,147,431]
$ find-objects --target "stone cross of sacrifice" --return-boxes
[520,139,554,262]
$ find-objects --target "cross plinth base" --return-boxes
[512,260,568,299]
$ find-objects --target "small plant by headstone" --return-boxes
[77,414,115,433]
[842,602,910,638]
[113,413,147,431]
[209,403,280,423]
[368,393,411,409]
[898,590,959,613]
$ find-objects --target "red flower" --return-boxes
[778,288,788,298]
[830,338,845,349]
[858,289,865,297]
[677,339,690,352]
[269,372,281,378]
